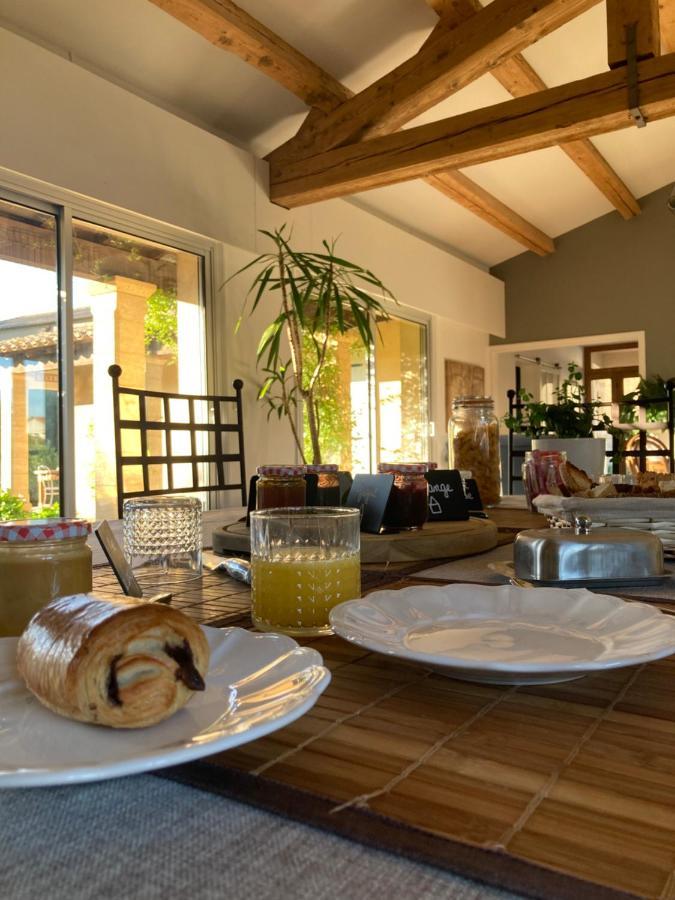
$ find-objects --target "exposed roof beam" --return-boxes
[426,0,640,219]
[607,0,660,69]
[147,0,351,111]
[148,0,554,253]
[659,0,675,52]
[269,52,675,207]
[427,172,555,254]
[278,0,602,159]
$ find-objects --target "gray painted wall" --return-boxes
[491,184,675,376]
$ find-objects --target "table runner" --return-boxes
[92,565,675,899]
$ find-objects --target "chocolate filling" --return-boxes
[107,654,123,706]
[164,639,205,691]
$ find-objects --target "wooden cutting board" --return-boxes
[212,518,498,563]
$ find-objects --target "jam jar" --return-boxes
[305,464,341,506]
[448,397,501,507]
[0,518,92,637]
[256,465,307,510]
[379,463,429,530]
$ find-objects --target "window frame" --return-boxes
[0,171,218,516]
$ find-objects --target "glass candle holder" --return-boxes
[123,496,202,585]
[250,507,360,636]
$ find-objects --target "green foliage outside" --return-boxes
[0,488,60,521]
[145,287,178,356]
[0,489,26,521]
[504,362,617,439]
[619,375,672,424]
[301,331,353,464]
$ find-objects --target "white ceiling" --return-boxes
[1,0,674,268]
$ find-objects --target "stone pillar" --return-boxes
[10,370,28,503]
[91,276,155,519]
[0,364,13,491]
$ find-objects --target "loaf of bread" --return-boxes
[16,594,209,728]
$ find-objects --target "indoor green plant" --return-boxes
[229,226,394,464]
[504,362,616,474]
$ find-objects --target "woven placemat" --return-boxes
[92,566,675,898]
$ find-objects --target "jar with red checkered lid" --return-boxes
[0,518,92,636]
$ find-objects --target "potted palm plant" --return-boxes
[229,227,394,464]
[505,363,615,475]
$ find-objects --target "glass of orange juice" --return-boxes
[250,507,361,636]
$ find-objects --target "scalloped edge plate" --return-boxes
[330,584,675,685]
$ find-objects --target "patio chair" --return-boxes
[109,365,247,518]
[34,465,60,507]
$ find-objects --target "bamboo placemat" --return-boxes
[93,565,675,899]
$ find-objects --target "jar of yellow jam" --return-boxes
[0,518,92,637]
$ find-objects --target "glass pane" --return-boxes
[0,199,59,520]
[589,377,612,403]
[374,316,429,465]
[303,327,369,472]
[72,220,206,519]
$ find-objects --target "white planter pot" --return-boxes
[532,437,607,477]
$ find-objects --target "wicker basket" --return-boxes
[533,495,675,553]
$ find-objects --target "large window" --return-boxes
[0,193,208,520]
[305,312,429,472]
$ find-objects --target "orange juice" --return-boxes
[251,550,361,635]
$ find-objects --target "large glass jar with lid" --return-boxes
[448,397,501,506]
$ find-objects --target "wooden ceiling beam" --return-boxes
[426,0,640,219]
[277,0,601,160]
[607,0,660,69]
[661,1,675,53]
[147,0,351,111]
[426,171,555,254]
[269,52,675,207]
[149,0,555,253]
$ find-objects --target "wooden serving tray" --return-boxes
[213,517,498,564]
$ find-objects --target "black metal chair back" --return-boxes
[109,365,247,518]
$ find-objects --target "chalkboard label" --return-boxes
[346,474,394,534]
[463,477,484,512]
[425,469,469,521]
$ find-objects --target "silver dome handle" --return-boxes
[574,514,592,535]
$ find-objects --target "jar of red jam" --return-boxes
[305,464,341,506]
[256,466,306,510]
[378,463,429,530]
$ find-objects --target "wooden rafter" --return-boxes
[147,0,351,111]
[149,0,554,254]
[278,0,602,159]
[269,52,675,207]
[426,172,555,254]
[662,1,675,53]
[607,0,660,69]
[427,0,640,219]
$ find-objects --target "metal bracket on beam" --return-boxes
[626,22,646,128]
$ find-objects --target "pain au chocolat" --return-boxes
[16,594,210,728]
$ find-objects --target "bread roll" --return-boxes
[16,594,209,728]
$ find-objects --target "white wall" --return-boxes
[0,27,505,475]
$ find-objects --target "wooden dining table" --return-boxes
[4,505,674,900]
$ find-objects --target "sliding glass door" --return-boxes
[0,191,208,521]
[0,198,60,518]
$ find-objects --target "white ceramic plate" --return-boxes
[0,626,330,788]
[330,584,675,685]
